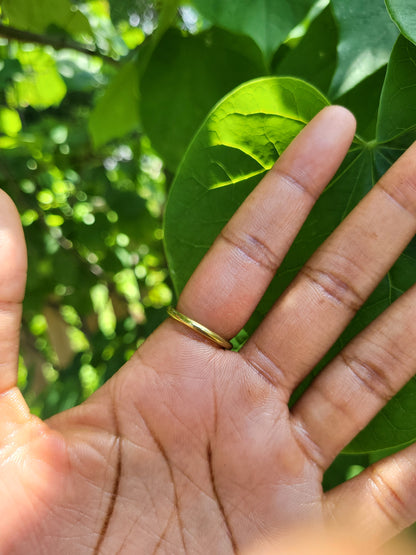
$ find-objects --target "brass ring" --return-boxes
[167,307,232,350]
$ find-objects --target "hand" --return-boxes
[1,106,416,554]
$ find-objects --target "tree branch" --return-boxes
[0,23,120,66]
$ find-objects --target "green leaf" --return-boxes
[165,65,416,453]
[89,59,140,148]
[140,27,266,171]
[386,0,416,45]
[376,35,416,142]
[2,0,92,36]
[6,49,67,109]
[274,6,338,94]
[329,0,398,98]
[192,0,315,64]
[0,107,22,136]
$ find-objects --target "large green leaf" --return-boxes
[89,59,140,148]
[2,0,92,36]
[140,27,267,171]
[165,41,416,452]
[191,0,315,64]
[376,35,416,141]
[386,0,416,45]
[329,0,398,98]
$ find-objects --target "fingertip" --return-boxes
[319,105,357,136]
[0,189,27,301]
[0,188,24,228]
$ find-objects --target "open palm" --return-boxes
[2,107,416,554]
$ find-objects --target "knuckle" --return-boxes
[241,339,288,393]
[368,468,412,530]
[301,263,365,312]
[220,226,279,273]
[340,352,397,403]
[271,165,319,202]
[378,175,416,219]
[290,417,327,474]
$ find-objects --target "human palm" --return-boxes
[2,107,416,554]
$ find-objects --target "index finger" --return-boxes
[177,106,356,340]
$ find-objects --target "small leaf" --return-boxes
[7,49,67,109]
[89,59,140,148]
[329,0,398,98]
[0,107,22,136]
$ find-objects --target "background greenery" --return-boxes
[0,0,416,496]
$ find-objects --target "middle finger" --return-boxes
[241,141,416,398]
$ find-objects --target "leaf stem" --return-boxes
[0,23,120,66]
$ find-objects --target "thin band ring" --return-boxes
[167,307,233,350]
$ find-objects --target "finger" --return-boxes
[290,283,416,469]
[0,189,27,393]
[324,441,416,547]
[241,140,416,394]
[176,106,356,339]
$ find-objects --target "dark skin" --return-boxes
[1,106,416,553]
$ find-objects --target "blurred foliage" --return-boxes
[0,0,415,496]
[0,0,172,419]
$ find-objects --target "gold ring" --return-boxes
[167,307,232,350]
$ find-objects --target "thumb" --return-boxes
[0,189,27,393]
